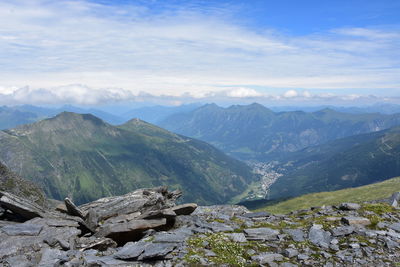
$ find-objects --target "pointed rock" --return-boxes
[64,198,84,218]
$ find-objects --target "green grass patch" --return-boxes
[257,177,400,214]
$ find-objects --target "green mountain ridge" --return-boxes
[0,112,257,205]
[159,103,400,161]
[268,126,400,200]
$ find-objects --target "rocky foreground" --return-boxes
[0,188,400,266]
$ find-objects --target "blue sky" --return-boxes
[0,0,399,105]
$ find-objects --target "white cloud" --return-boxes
[225,88,263,98]
[283,90,298,98]
[0,0,399,104]
[0,85,136,105]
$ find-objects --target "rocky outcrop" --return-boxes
[1,189,400,266]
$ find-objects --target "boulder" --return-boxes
[388,222,400,232]
[331,226,355,236]
[283,229,305,242]
[342,216,371,226]
[283,248,299,258]
[95,218,167,244]
[113,241,146,260]
[244,228,280,241]
[308,224,331,248]
[0,191,46,220]
[389,192,400,207]
[80,187,181,228]
[170,203,198,215]
[339,203,361,211]
[138,243,176,260]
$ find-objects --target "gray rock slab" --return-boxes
[339,203,361,210]
[3,255,32,267]
[331,226,355,236]
[96,218,167,242]
[38,248,67,267]
[85,254,130,266]
[388,222,400,232]
[308,225,331,248]
[138,243,176,260]
[153,231,190,243]
[1,223,43,236]
[0,192,46,220]
[390,192,400,207]
[113,241,146,260]
[227,233,247,243]
[283,229,305,242]
[242,211,270,218]
[342,217,370,226]
[283,248,299,258]
[244,227,279,241]
[170,203,198,215]
[252,252,283,264]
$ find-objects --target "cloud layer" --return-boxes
[0,85,397,106]
[0,0,399,105]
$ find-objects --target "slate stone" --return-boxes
[297,254,310,260]
[283,248,299,258]
[0,192,45,220]
[252,252,283,264]
[389,192,400,207]
[308,224,331,248]
[227,233,247,243]
[208,221,234,232]
[153,231,190,243]
[349,243,360,249]
[96,218,167,244]
[113,241,146,260]
[339,203,361,210]
[388,222,400,233]
[38,248,68,267]
[331,226,355,236]
[79,187,181,226]
[342,217,371,226]
[3,255,32,267]
[138,243,176,260]
[283,228,305,242]
[64,198,84,218]
[84,254,129,266]
[170,203,198,215]
[139,209,176,220]
[244,227,280,241]
[1,223,43,236]
[242,211,270,218]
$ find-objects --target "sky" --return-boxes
[0,0,399,106]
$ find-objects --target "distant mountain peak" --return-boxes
[50,111,106,126]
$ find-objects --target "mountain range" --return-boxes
[0,112,257,205]
[267,126,400,201]
[160,103,400,161]
[0,104,201,130]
